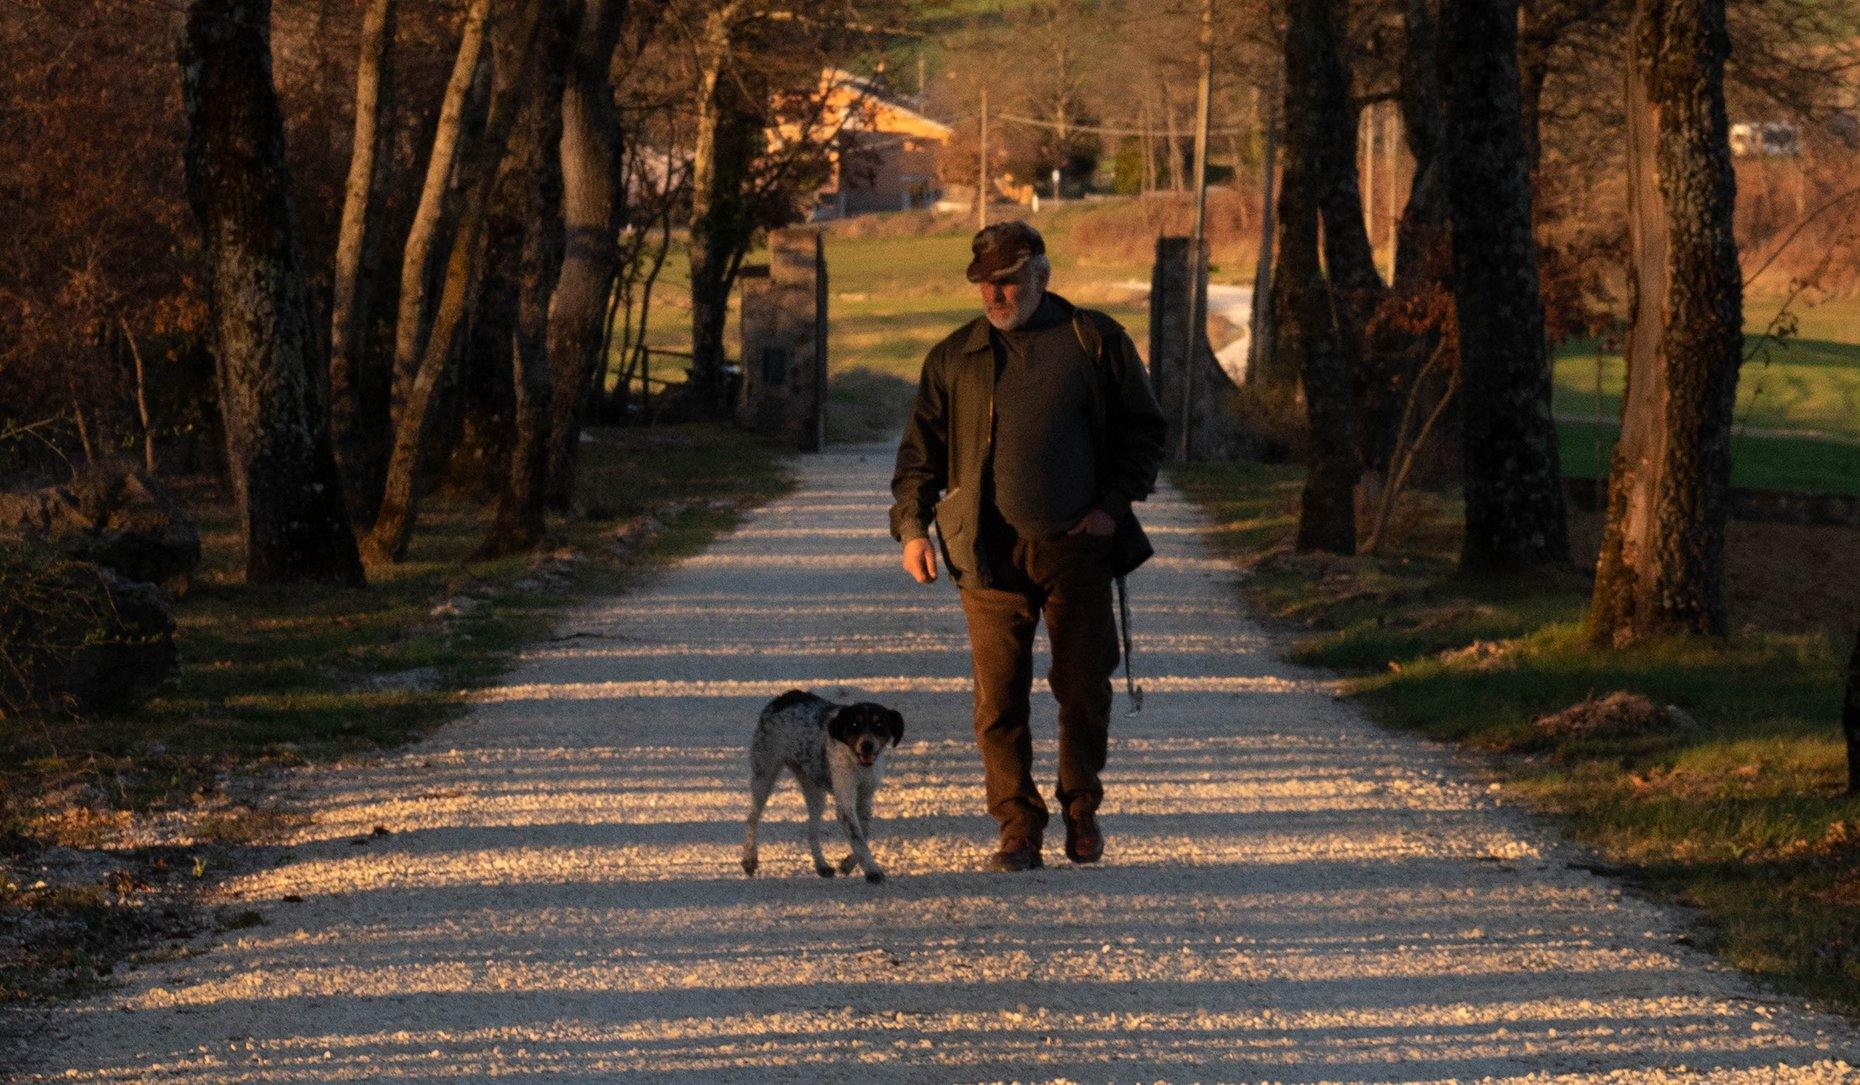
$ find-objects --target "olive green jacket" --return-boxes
[888,292,1168,588]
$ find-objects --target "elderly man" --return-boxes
[890,221,1167,872]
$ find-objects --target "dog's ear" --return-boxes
[884,709,904,747]
[827,707,853,745]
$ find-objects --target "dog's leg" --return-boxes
[802,783,835,877]
[831,773,885,883]
[838,782,876,876]
[742,766,780,876]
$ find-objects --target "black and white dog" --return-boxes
[741,690,903,883]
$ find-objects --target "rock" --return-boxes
[0,465,200,589]
[0,550,178,714]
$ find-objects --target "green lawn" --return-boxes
[1552,295,1860,441]
[627,207,1860,484]
[1551,295,1860,495]
[1558,418,1860,496]
[817,220,1156,441]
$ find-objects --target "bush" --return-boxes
[0,543,176,716]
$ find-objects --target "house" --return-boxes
[1730,121,1800,157]
[801,70,952,219]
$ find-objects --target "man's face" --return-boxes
[980,263,1046,331]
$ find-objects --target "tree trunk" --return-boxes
[686,14,762,415]
[180,0,364,586]
[1845,627,1860,794]
[328,0,397,521]
[1306,0,1389,474]
[1587,0,1742,644]
[1394,0,1450,289]
[367,0,546,563]
[543,0,631,508]
[1245,77,1278,384]
[1518,0,1549,182]
[1374,0,1461,487]
[1275,0,1358,553]
[390,0,491,430]
[1440,0,1568,571]
[485,5,571,553]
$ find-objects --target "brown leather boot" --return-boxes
[986,835,1044,872]
[1063,809,1103,863]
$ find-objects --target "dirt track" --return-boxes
[17,444,1860,1083]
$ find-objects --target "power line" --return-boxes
[989,109,1249,138]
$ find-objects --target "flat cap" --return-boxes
[965,221,1046,283]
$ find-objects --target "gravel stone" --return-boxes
[17,445,1860,1082]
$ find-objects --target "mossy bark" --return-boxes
[1588,0,1742,645]
[180,0,363,586]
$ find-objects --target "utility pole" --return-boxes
[1176,0,1214,461]
[979,85,989,230]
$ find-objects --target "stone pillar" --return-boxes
[1150,235,1245,459]
[736,229,827,451]
[1150,236,1203,436]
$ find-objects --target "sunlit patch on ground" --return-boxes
[25,446,1859,1083]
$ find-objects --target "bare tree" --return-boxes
[179,0,364,585]
[367,0,548,562]
[542,0,637,507]
[1440,0,1568,571]
[679,1,899,415]
[328,0,398,518]
[684,0,765,412]
[389,0,492,432]
[1273,0,1359,553]
[487,5,574,554]
[1588,0,1742,644]
[1394,0,1449,293]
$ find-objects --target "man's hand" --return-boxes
[903,537,938,583]
[1068,508,1117,537]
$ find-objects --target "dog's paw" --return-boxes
[741,856,758,876]
[814,863,836,878]
[837,855,859,875]
[864,869,886,884]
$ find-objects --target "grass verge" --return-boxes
[1172,459,1860,1014]
[0,422,792,1008]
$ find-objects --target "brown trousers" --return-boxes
[959,517,1120,839]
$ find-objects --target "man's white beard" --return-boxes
[985,284,1044,331]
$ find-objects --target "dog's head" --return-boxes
[828,702,904,767]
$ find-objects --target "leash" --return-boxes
[1115,574,1143,714]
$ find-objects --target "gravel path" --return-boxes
[19,444,1860,1083]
